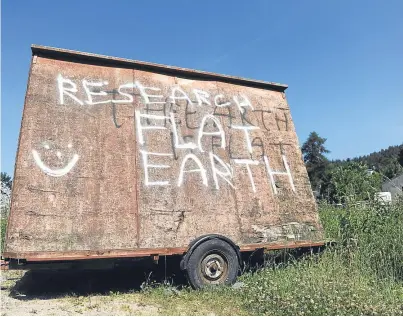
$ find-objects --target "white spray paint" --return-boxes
[140,150,173,186]
[209,153,235,190]
[57,74,84,105]
[82,80,110,105]
[135,81,165,104]
[233,94,254,113]
[135,110,169,145]
[198,114,226,152]
[231,125,260,153]
[170,86,193,105]
[263,155,296,194]
[177,153,208,187]
[112,83,136,103]
[170,112,198,149]
[234,159,259,192]
[193,89,211,106]
[54,74,299,194]
[32,149,79,177]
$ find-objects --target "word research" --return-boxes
[57,74,296,194]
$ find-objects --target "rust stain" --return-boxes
[3,247,188,262]
[4,45,324,261]
[3,240,325,262]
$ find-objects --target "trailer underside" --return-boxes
[3,240,325,264]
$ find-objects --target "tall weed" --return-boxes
[238,198,403,315]
[320,199,403,281]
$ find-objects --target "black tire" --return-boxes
[185,239,239,289]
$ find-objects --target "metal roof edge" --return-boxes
[31,44,288,92]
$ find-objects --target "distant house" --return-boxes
[381,174,403,200]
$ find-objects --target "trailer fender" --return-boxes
[180,234,242,271]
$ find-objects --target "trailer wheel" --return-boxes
[185,238,239,289]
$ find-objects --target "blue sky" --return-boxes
[1,0,402,176]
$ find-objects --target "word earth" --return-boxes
[53,75,296,194]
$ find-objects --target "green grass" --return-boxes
[140,286,248,315]
[2,198,402,315]
[239,251,402,315]
[141,199,403,315]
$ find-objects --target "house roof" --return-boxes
[383,173,403,185]
[31,44,288,92]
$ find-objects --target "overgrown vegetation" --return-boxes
[347,144,403,180]
[320,161,383,203]
[2,141,403,315]
[140,200,403,315]
[4,198,400,315]
[1,172,12,252]
[301,132,403,196]
[1,215,7,253]
[240,200,403,315]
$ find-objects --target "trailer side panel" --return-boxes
[5,47,323,257]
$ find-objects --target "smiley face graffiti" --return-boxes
[32,142,79,177]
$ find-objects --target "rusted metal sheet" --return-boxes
[4,240,324,262]
[4,247,188,262]
[4,45,323,261]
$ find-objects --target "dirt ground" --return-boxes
[0,253,264,316]
[1,270,161,316]
[0,258,188,316]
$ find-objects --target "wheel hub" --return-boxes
[201,253,228,282]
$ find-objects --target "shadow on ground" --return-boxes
[7,246,321,300]
[9,256,187,300]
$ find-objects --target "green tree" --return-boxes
[398,148,403,168]
[383,161,403,180]
[1,172,12,191]
[1,172,12,217]
[301,132,330,191]
[325,162,382,204]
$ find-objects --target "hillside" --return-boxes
[333,144,403,180]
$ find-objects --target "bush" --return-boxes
[0,197,9,253]
[320,200,403,281]
[321,162,382,204]
[240,251,402,315]
[237,200,403,315]
[1,215,8,253]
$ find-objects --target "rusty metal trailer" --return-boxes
[3,45,324,288]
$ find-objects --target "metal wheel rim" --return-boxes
[200,252,228,284]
